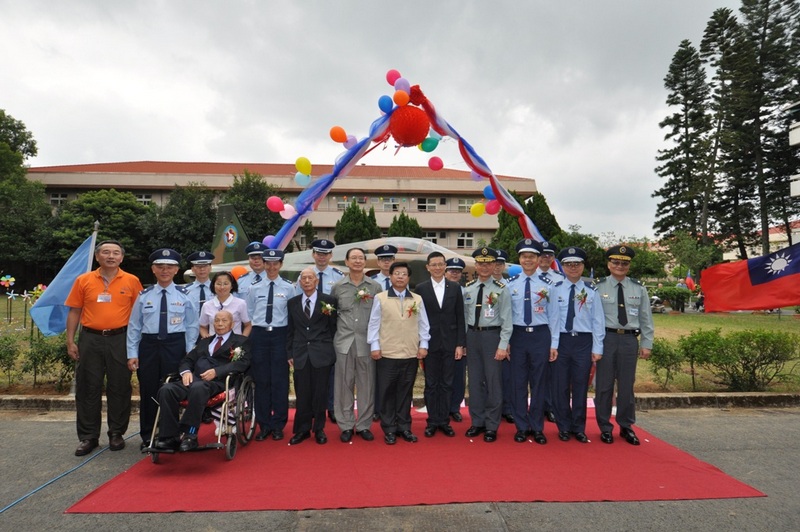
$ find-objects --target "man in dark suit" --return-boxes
[287,267,338,445]
[414,252,466,437]
[152,310,250,452]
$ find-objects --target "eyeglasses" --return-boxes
[563,262,583,268]
[609,260,631,267]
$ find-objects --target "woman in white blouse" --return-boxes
[199,271,252,337]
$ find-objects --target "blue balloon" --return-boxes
[294,172,311,187]
[483,185,496,200]
[378,95,393,114]
[507,265,522,277]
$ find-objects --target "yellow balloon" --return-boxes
[295,156,312,175]
[470,203,486,217]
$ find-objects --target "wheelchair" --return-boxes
[143,372,256,462]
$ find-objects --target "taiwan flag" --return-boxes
[701,242,800,312]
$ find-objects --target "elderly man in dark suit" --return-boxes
[414,252,466,437]
[152,310,250,452]
[287,267,338,445]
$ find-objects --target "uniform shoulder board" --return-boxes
[507,274,520,282]
[554,280,564,287]
[140,285,155,295]
[466,279,478,287]
[594,276,608,284]
[629,277,644,286]
[538,274,553,285]
[175,285,188,294]
[585,281,598,290]
[332,267,344,275]
[492,279,506,289]
[370,274,378,279]
[551,270,565,277]
[279,277,293,285]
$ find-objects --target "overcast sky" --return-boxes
[1,0,742,241]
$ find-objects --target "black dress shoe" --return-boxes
[572,432,589,443]
[514,430,528,443]
[545,411,557,423]
[620,427,640,446]
[358,429,375,441]
[315,430,328,444]
[201,407,213,424]
[558,431,571,441]
[179,436,199,452]
[108,433,125,451]
[532,431,547,444]
[255,427,272,441]
[397,430,418,443]
[384,432,397,445]
[483,430,497,442]
[502,413,515,424]
[75,438,99,456]
[155,437,180,451]
[340,429,354,443]
[289,431,311,445]
[450,411,463,423]
[328,410,337,424]
[424,426,437,438]
[272,429,284,441]
[600,431,614,444]
[140,440,151,451]
[441,425,456,437]
[465,426,486,437]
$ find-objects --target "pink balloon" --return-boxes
[386,69,402,86]
[266,196,284,212]
[428,156,443,171]
[344,135,357,149]
[485,199,501,215]
[280,204,296,220]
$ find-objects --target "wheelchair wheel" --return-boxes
[150,451,160,464]
[225,433,237,460]
[236,376,256,445]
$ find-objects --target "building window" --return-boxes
[337,200,348,211]
[423,231,438,244]
[457,232,474,249]
[135,194,152,205]
[50,193,68,206]
[417,198,437,212]
[383,198,400,212]
[458,198,476,213]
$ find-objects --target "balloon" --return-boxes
[485,199,501,215]
[378,95,394,114]
[389,105,430,146]
[295,156,312,175]
[344,135,357,149]
[470,203,486,217]
[429,129,442,140]
[230,266,248,280]
[483,185,496,200]
[471,170,484,182]
[507,265,522,277]
[393,89,410,106]
[428,156,443,171]
[386,69,402,86]
[266,195,284,212]
[394,77,411,94]
[262,235,275,247]
[421,137,439,152]
[329,126,347,143]
[294,172,311,186]
[280,204,296,219]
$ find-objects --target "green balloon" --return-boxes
[421,137,439,152]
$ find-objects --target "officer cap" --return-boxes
[558,246,587,263]
[472,247,498,263]
[262,249,285,262]
[445,257,466,270]
[539,241,558,255]
[495,249,509,263]
[245,242,266,256]
[606,245,635,261]
[150,248,181,265]
[375,244,398,258]
[515,238,542,255]
[187,250,214,265]
[311,239,335,253]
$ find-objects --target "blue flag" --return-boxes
[30,232,97,336]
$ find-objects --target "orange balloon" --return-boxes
[231,266,248,280]
[393,90,410,106]
[329,126,347,143]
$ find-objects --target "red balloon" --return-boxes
[485,199,501,215]
[266,196,284,212]
[389,106,430,147]
[386,69,402,86]
[428,156,443,171]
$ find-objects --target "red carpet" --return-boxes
[67,408,763,513]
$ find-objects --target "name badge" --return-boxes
[97,293,111,303]
[534,306,545,314]
[629,308,639,317]
[170,316,183,325]
[484,307,495,319]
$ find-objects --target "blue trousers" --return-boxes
[509,326,550,432]
[249,326,289,432]
[137,333,185,440]
[552,332,593,433]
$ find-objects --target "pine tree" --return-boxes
[334,200,381,244]
[490,191,562,262]
[387,210,423,238]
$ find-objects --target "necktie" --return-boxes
[304,297,311,318]
[318,272,324,294]
[474,283,484,327]
[213,335,224,354]
[198,284,206,314]
[523,277,532,325]
[254,273,261,283]
[385,278,390,291]
[158,289,168,339]
[617,283,628,326]
[265,281,274,324]
[565,283,576,332]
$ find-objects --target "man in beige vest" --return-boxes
[367,262,431,445]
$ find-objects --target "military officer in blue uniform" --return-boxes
[236,242,269,300]
[594,245,654,446]
[549,246,605,443]
[505,239,559,444]
[371,244,397,291]
[127,248,199,449]
[184,250,215,321]
[462,248,513,442]
[445,257,467,422]
[492,248,514,424]
[537,240,563,424]
[246,248,297,441]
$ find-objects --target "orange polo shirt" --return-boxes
[65,268,143,329]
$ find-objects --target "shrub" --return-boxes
[705,329,799,391]
[649,337,683,389]
[0,335,22,387]
[678,328,724,391]
[23,334,67,387]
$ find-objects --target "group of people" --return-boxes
[65,236,654,456]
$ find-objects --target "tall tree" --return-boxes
[387,210,423,238]
[149,182,217,256]
[221,170,284,243]
[490,191,562,262]
[334,201,381,244]
[550,225,607,277]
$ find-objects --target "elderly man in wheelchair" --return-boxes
[151,309,251,453]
